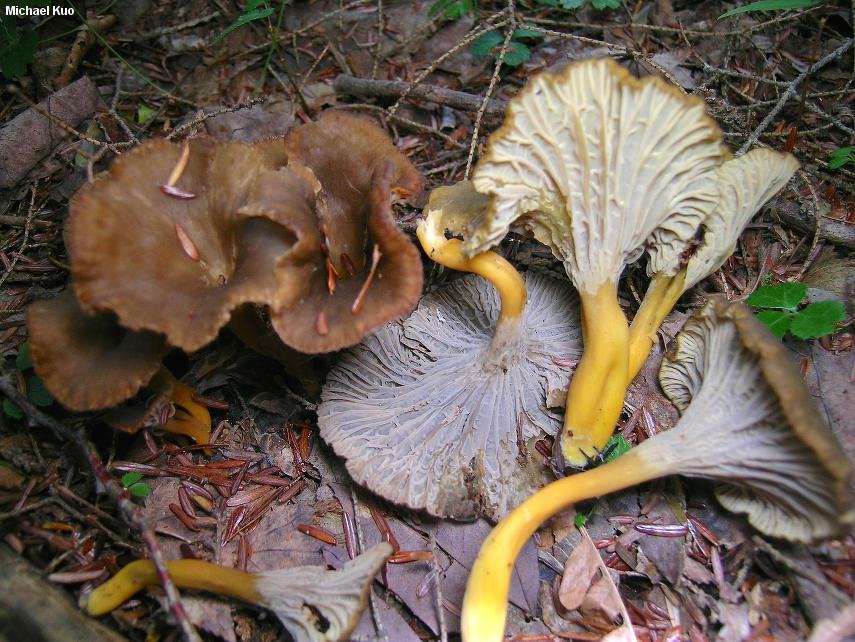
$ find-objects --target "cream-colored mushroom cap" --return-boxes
[658,298,854,540]
[466,57,729,291]
[684,148,800,287]
[318,271,582,521]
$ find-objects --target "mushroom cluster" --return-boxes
[459,58,799,466]
[318,182,582,520]
[461,298,855,641]
[28,111,424,433]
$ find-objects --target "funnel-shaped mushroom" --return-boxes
[459,298,855,641]
[69,137,296,351]
[268,111,425,353]
[626,148,799,378]
[317,184,582,520]
[81,542,392,642]
[464,58,729,466]
[67,111,423,355]
[27,290,168,411]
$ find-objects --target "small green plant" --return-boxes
[121,472,151,498]
[719,0,824,19]
[471,25,544,67]
[0,15,38,79]
[211,0,274,45]
[828,147,855,170]
[746,282,846,339]
[3,342,54,419]
[429,0,474,19]
[572,434,631,526]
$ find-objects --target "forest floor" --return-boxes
[1,1,854,641]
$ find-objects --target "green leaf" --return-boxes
[790,301,846,339]
[3,398,22,419]
[755,309,793,339]
[471,31,503,57]
[604,435,631,462]
[0,27,38,80]
[122,472,144,486]
[591,0,621,8]
[128,482,150,498]
[211,5,274,45]
[15,342,31,371]
[136,103,156,124]
[745,282,807,310]
[513,24,545,39]
[26,375,53,407]
[501,41,531,67]
[719,0,823,19]
[828,147,855,170]
[428,0,473,18]
[574,511,589,527]
[537,0,586,8]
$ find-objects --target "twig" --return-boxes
[388,11,511,117]
[429,532,448,642]
[350,488,386,641]
[166,96,266,140]
[0,375,202,642]
[0,183,36,290]
[334,75,507,115]
[466,2,515,178]
[737,38,854,155]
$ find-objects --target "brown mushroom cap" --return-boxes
[27,290,168,411]
[67,111,423,355]
[318,270,582,520]
[269,111,425,353]
[69,137,296,351]
[658,298,854,541]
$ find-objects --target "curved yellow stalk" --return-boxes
[461,448,665,641]
[81,559,261,616]
[626,268,688,381]
[416,225,526,324]
[560,281,629,466]
[150,368,212,445]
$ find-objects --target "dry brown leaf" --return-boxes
[557,530,600,611]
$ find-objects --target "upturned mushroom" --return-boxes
[463,58,729,466]
[626,147,799,379]
[459,298,854,641]
[317,183,582,520]
[80,542,392,642]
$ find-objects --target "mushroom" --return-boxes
[68,136,295,351]
[67,111,423,356]
[80,542,392,642]
[27,290,168,412]
[459,298,855,642]
[317,183,582,520]
[463,58,729,466]
[267,110,425,353]
[626,147,800,379]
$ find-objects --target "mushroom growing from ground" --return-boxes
[317,184,582,520]
[626,147,800,379]
[459,298,854,642]
[66,110,422,355]
[27,290,169,412]
[80,542,392,642]
[462,58,729,467]
[29,111,424,418]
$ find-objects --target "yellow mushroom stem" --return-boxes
[461,447,665,642]
[626,268,688,381]
[560,280,629,467]
[149,368,212,445]
[81,559,262,616]
[416,224,526,325]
